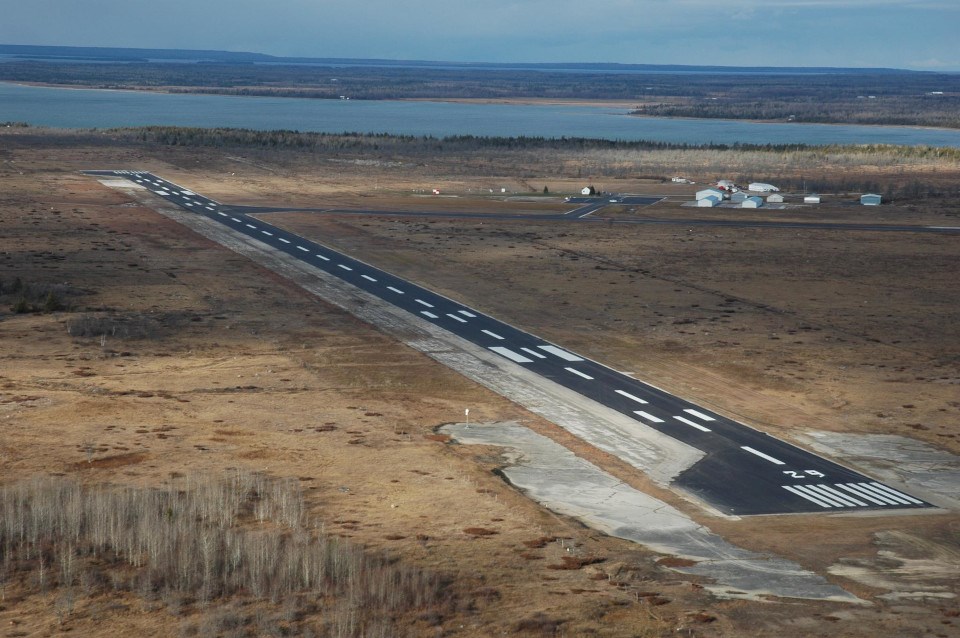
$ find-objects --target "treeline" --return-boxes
[2,59,959,124]
[114,126,960,162]
[0,473,451,636]
[632,95,960,129]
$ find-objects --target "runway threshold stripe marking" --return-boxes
[809,485,867,507]
[490,347,533,363]
[565,367,594,380]
[421,311,439,319]
[834,484,890,506]
[538,345,584,362]
[520,348,547,359]
[802,485,860,508]
[415,299,434,308]
[338,264,353,271]
[361,275,377,282]
[782,485,833,508]
[864,482,923,505]
[387,286,404,294]
[316,254,330,261]
[855,483,915,505]
[482,330,504,340]
[458,310,477,318]
[615,389,648,405]
[633,411,663,423]
[683,409,715,422]
[447,314,468,323]
[278,238,290,244]
[673,415,711,432]
[297,246,309,252]
[741,446,785,465]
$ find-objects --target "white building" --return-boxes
[804,194,821,204]
[861,193,882,206]
[742,196,764,208]
[697,196,721,207]
[748,182,780,193]
[696,188,725,201]
[767,193,785,203]
[730,192,748,203]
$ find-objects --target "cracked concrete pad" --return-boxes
[443,421,861,603]
[799,431,960,510]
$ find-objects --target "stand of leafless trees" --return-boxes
[0,473,449,636]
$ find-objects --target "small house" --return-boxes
[861,193,882,206]
[804,194,821,204]
[767,193,784,203]
[741,196,764,208]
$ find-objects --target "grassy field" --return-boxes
[0,127,958,636]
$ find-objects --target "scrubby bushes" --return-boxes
[0,473,450,635]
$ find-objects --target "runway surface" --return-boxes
[85,170,937,515]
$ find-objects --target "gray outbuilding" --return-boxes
[861,193,882,206]
[697,195,721,207]
[742,196,764,208]
[767,193,784,203]
[804,194,821,204]
[730,191,748,203]
[696,187,725,201]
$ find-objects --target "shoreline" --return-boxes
[3,80,959,135]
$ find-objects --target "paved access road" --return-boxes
[86,170,935,515]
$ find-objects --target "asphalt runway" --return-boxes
[85,170,938,515]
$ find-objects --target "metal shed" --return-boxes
[804,194,821,204]
[696,188,724,201]
[697,195,720,207]
[741,196,764,208]
[767,193,784,203]
[861,193,882,206]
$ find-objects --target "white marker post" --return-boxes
[465,408,470,429]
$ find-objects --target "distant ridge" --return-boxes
[0,43,918,75]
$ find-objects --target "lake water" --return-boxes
[3,81,960,147]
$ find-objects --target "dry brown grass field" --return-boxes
[0,128,958,636]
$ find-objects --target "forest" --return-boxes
[1,58,958,128]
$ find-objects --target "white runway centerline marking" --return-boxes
[337,264,353,271]
[297,245,309,252]
[246,224,257,229]
[741,446,785,465]
[447,313,468,323]
[316,254,330,261]
[387,286,404,294]
[482,330,504,340]
[420,311,439,319]
[278,238,290,244]
[458,310,476,317]
[683,408,715,421]
[415,299,434,308]
[262,231,273,236]
[520,347,547,359]
[361,274,377,282]
[230,217,242,223]
[633,410,664,423]
[565,367,594,380]
[217,212,228,217]
[538,345,584,361]
[674,415,712,432]
[615,389,648,405]
[490,347,533,363]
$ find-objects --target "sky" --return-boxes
[2,0,958,71]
